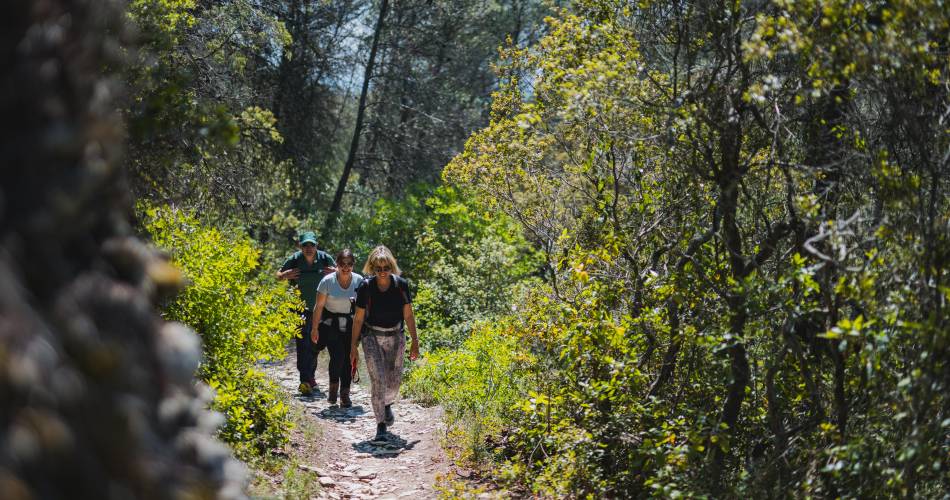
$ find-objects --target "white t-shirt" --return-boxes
[317,272,364,315]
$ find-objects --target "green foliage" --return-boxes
[413,187,543,350]
[333,184,433,275]
[209,368,291,457]
[496,285,660,497]
[434,0,950,497]
[126,0,295,235]
[143,204,300,457]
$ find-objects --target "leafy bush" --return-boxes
[436,1,950,497]
[143,205,300,457]
[404,315,531,463]
[331,184,432,275]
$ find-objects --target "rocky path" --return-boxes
[263,350,451,499]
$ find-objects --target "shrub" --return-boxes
[143,205,300,457]
[404,316,531,463]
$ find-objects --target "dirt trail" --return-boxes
[264,349,451,499]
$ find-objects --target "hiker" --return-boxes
[350,245,419,442]
[311,249,363,407]
[277,231,336,395]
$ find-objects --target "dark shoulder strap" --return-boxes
[394,276,409,302]
[365,276,374,319]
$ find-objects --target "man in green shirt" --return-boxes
[277,231,336,395]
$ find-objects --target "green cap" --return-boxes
[299,231,317,245]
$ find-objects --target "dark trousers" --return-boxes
[296,311,326,383]
[319,320,353,389]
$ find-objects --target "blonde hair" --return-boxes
[362,245,401,276]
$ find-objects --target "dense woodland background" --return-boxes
[2,0,948,498]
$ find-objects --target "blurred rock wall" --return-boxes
[0,1,245,498]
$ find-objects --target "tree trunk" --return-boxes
[708,115,751,492]
[325,0,390,234]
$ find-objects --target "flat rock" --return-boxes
[298,464,330,477]
[338,481,367,492]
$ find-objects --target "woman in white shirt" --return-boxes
[311,249,363,407]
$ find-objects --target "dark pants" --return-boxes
[319,319,353,389]
[296,311,326,383]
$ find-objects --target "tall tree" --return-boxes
[325,0,390,233]
[358,0,549,196]
[125,0,296,235]
[272,0,363,216]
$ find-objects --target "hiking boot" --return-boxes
[340,386,352,408]
[298,381,312,396]
[384,404,395,426]
[372,423,388,443]
[328,382,339,405]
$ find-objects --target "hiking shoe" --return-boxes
[298,381,312,395]
[328,382,339,404]
[384,404,395,426]
[371,423,388,443]
[340,386,352,408]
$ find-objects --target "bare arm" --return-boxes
[311,292,328,343]
[404,303,419,360]
[277,268,300,280]
[350,307,365,364]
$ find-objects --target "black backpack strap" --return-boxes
[366,280,373,320]
[394,276,409,303]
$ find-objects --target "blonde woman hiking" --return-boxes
[350,245,419,442]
